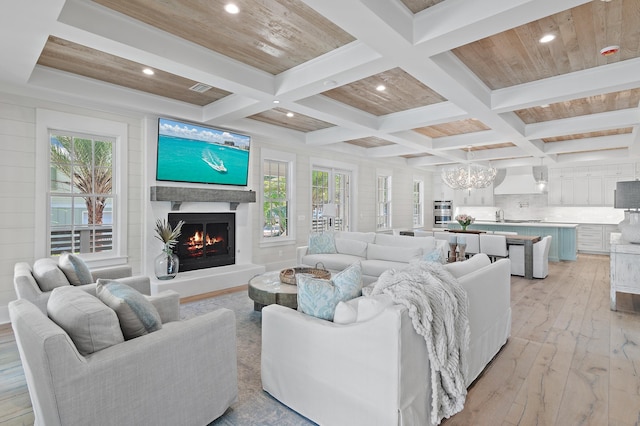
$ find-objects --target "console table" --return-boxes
[609,232,640,311]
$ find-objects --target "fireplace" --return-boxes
[168,212,235,272]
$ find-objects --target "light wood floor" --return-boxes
[1,254,639,425]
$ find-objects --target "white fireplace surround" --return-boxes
[146,199,264,299]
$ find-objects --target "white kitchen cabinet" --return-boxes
[577,224,620,254]
[577,225,605,252]
[455,185,493,206]
[548,162,635,206]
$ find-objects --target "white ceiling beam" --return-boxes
[543,134,632,155]
[413,0,590,53]
[492,59,640,112]
[468,146,528,162]
[431,130,511,151]
[377,101,469,133]
[556,149,630,163]
[526,109,640,139]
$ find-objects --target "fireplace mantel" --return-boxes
[150,186,256,210]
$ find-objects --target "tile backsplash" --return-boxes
[455,194,625,224]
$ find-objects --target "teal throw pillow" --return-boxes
[308,232,337,255]
[422,248,443,264]
[297,262,363,321]
[58,253,93,285]
[96,279,162,340]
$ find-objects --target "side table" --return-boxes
[248,270,298,311]
[609,232,640,311]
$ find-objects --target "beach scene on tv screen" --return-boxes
[157,118,250,186]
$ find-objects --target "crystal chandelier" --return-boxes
[441,147,497,190]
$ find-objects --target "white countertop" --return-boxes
[447,220,579,228]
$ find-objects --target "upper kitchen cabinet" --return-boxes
[549,163,637,206]
[454,185,494,206]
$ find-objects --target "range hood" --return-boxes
[493,166,545,195]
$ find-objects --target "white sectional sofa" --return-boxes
[262,254,511,426]
[296,231,448,284]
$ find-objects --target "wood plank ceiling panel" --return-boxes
[398,0,445,14]
[249,108,334,132]
[413,119,490,138]
[469,142,516,151]
[92,0,355,74]
[452,0,638,89]
[346,137,395,148]
[322,68,446,116]
[543,128,633,143]
[515,89,640,123]
[37,36,230,106]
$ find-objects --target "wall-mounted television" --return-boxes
[156,117,251,186]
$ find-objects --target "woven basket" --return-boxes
[279,263,330,285]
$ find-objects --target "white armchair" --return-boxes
[510,235,552,278]
[9,294,238,426]
[14,259,148,314]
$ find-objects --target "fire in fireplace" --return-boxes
[168,212,235,272]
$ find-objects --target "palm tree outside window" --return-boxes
[49,131,114,255]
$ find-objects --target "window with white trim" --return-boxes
[377,174,392,230]
[261,149,295,243]
[49,131,115,255]
[35,109,128,265]
[413,179,424,227]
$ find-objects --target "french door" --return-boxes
[311,167,351,232]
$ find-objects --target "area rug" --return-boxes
[180,291,316,426]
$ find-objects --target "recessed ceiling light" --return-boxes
[273,100,280,104]
[323,80,337,87]
[286,112,294,118]
[376,85,386,92]
[224,3,239,14]
[142,68,154,75]
[539,34,555,43]
[600,45,620,56]
[540,104,550,108]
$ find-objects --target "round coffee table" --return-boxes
[248,270,298,311]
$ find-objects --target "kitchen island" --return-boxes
[447,221,578,261]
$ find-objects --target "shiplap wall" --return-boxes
[0,93,146,323]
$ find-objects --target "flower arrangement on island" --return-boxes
[455,214,475,230]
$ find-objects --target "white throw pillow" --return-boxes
[47,286,124,355]
[334,231,376,244]
[366,243,422,263]
[58,253,94,285]
[375,233,436,251]
[334,238,368,257]
[356,294,395,322]
[32,258,70,292]
[333,298,359,324]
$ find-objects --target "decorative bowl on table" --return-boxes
[279,264,330,285]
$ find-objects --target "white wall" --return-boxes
[0,91,434,322]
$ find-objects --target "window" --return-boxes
[49,131,114,255]
[35,109,128,265]
[377,173,392,230]
[311,168,351,232]
[261,149,295,243]
[413,179,424,227]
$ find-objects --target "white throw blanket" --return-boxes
[366,260,470,425]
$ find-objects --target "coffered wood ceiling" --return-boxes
[2,0,640,170]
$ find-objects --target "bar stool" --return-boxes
[479,234,509,262]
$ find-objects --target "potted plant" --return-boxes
[154,219,185,280]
